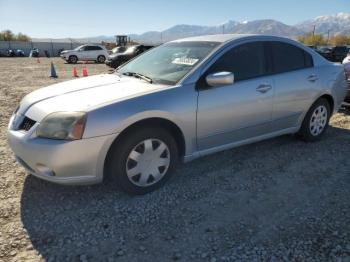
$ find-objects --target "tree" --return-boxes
[0,30,31,41]
[16,32,31,41]
[330,35,350,46]
[297,33,327,46]
[0,30,15,41]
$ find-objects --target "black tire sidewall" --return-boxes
[69,55,78,64]
[299,98,331,142]
[106,127,178,195]
[97,55,106,63]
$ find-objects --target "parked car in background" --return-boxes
[6,49,25,57]
[16,49,25,57]
[315,46,349,62]
[7,49,16,57]
[105,45,154,68]
[331,46,349,62]
[110,46,127,55]
[60,44,109,64]
[343,52,350,104]
[7,34,347,195]
[316,47,333,61]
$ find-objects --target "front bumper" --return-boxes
[7,125,118,185]
[105,59,114,67]
[60,54,68,60]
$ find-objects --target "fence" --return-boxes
[0,40,99,57]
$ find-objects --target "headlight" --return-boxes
[36,112,87,140]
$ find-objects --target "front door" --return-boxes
[196,41,274,152]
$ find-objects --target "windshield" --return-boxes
[112,46,127,54]
[74,45,85,51]
[124,46,138,54]
[117,41,219,85]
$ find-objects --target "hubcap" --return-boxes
[126,139,170,187]
[309,105,328,136]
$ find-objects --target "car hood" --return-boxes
[19,74,167,121]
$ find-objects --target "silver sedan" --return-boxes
[7,34,348,194]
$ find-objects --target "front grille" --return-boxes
[18,117,36,131]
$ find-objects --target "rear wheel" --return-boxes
[68,55,78,64]
[298,98,331,142]
[105,127,178,195]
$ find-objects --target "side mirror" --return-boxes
[206,72,234,87]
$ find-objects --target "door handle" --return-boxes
[307,74,319,82]
[256,84,272,93]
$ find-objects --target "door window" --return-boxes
[204,41,267,82]
[269,42,313,74]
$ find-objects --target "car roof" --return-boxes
[170,34,293,44]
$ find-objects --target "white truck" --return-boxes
[60,44,109,64]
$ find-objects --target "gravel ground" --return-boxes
[0,58,350,262]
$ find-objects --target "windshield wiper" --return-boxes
[122,72,153,84]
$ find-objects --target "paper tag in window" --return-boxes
[172,57,199,66]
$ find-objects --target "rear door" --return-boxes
[91,46,103,59]
[267,41,319,131]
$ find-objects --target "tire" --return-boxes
[105,127,179,195]
[97,55,106,63]
[68,55,78,64]
[298,98,331,142]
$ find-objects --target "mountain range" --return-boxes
[32,13,350,44]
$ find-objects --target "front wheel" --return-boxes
[97,55,106,63]
[105,127,179,195]
[298,98,331,142]
[68,55,78,64]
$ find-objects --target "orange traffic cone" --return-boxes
[73,67,78,77]
[36,57,40,63]
[82,65,88,77]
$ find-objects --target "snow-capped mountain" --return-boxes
[129,19,302,43]
[32,13,350,44]
[295,13,350,35]
[126,14,349,44]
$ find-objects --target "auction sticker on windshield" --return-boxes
[172,57,199,66]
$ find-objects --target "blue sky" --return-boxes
[0,0,349,38]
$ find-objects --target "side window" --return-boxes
[83,46,92,51]
[270,42,313,74]
[206,42,266,82]
[92,46,102,50]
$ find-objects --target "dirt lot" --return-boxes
[0,58,350,261]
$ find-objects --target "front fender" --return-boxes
[83,84,198,155]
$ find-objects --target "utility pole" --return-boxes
[51,39,54,57]
[311,25,316,46]
[222,24,225,34]
[327,30,330,45]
